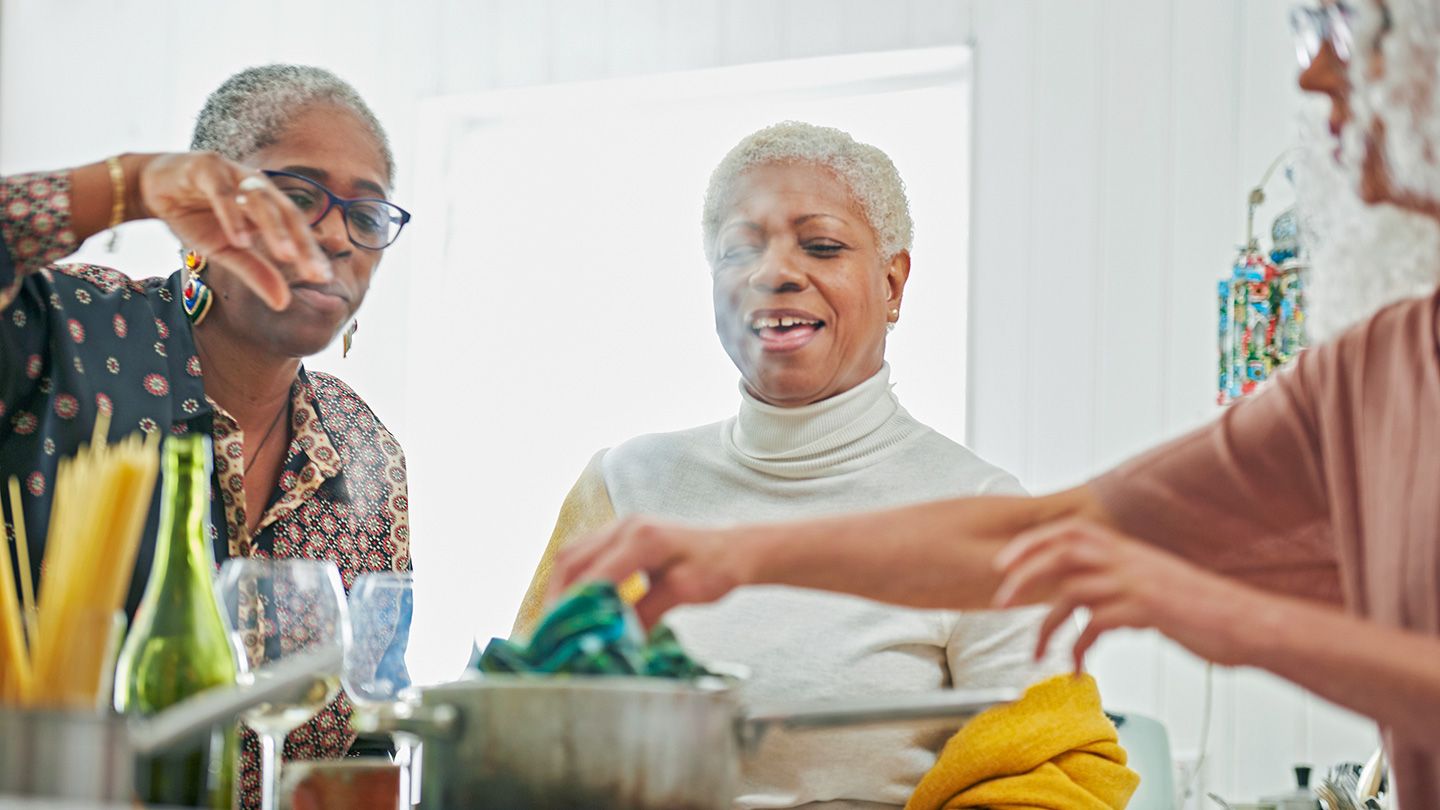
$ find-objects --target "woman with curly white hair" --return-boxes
[554,2,1440,806]
[515,122,1134,809]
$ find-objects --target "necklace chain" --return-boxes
[244,400,289,471]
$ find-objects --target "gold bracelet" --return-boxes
[105,155,126,230]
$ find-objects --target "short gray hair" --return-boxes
[702,121,914,263]
[191,64,394,186]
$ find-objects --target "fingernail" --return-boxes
[234,230,253,249]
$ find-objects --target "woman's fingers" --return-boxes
[996,516,1103,571]
[1070,603,1137,673]
[551,519,671,601]
[210,246,291,310]
[993,527,1109,608]
[197,177,254,251]
[551,525,630,599]
[233,172,331,282]
[633,578,686,630]
[1032,574,1120,661]
[234,182,300,263]
[547,518,736,630]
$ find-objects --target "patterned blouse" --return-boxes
[1,170,411,808]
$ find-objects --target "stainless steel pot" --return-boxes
[357,676,1016,810]
[0,646,340,803]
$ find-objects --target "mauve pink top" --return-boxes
[1092,289,1440,808]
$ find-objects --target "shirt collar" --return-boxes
[291,367,344,478]
[205,366,345,478]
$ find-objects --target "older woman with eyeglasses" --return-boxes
[0,64,412,808]
[554,2,1440,807]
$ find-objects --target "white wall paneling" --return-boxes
[964,0,1379,804]
[0,1,1381,804]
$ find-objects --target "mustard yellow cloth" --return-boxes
[905,673,1139,810]
[513,451,645,639]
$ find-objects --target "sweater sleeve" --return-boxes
[510,450,621,639]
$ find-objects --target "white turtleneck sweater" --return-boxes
[585,365,1071,810]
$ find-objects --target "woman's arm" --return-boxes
[3,153,331,313]
[1246,596,1440,749]
[550,486,1106,627]
[993,518,1440,748]
[555,337,1345,625]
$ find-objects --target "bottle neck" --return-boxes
[153,437,215,579]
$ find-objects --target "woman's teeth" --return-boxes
[751,316,822,331]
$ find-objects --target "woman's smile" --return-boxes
[748,307,827,352]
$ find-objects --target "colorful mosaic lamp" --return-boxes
[1218,152,1309,405]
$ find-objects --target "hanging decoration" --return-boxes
[1217,153,1308,405]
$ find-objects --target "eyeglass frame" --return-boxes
[262,169,412,251]
[1289,1,1391,69]
[1291,2,1355,67]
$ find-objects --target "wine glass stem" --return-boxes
[259,731,283,810]
[396,735,420,808]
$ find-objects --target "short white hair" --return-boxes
[701,121,914,263]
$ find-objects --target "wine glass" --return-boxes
[217,558,350,810]
[342,572,419,809]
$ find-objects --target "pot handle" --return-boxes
[738,687,1018,751]
[127,645,342,756]
[352,701,461,741]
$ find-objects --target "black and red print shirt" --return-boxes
[1,170,411,802]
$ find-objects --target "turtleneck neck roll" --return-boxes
[723,363,923,480]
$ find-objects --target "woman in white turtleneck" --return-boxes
[514,122,1072,810]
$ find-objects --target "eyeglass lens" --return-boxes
[268,173,406,249]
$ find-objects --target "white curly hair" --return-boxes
[191,64,394,186]
[1297,0,1440,339]
[1347,0,1440,202]
[701,121,914,264]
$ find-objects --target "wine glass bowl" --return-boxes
[217,558,349,810]
[342,572,419,809]
[342,572,414,705]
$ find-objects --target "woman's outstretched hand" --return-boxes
[137,152,331,310]
[549,517,747,628]
[993,518,1265,672]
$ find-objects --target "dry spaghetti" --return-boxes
[1,412,159,708]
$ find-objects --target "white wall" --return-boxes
[0,0,1378,803]
[400,49,974,699]
[964,0,1378,803]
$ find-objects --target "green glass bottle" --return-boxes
[114,433,239,808]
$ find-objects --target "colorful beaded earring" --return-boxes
[343,320,359,357]
[181,249,214,325]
